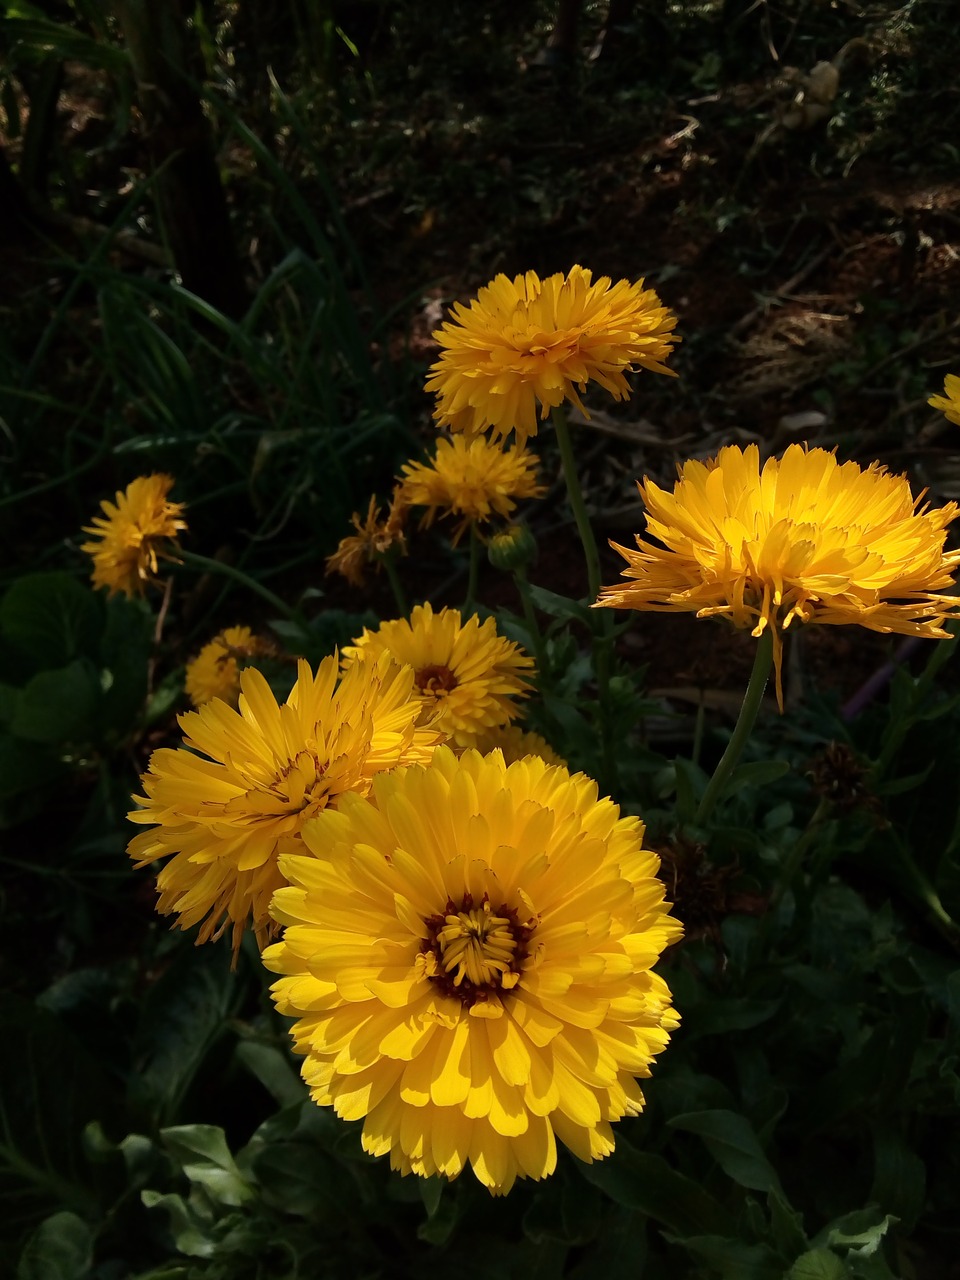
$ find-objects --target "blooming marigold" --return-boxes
[127,653,441,954]
[342,603,534,747]
[326,491,408,588]
[81,473,187,597]
[596,443,960,706]
[399,435,544,545]
[929,373,960,427]
[425,265,679,446]
[471,724,566,768]
[265,746,681,1195]
[184,625,275,709]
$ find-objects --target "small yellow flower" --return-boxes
[596,444,960,707]
[471,724,566,768]
[265,746,681,1195]
[184,626,275,709]
[127,653,441,954]
[425,265,679,446]
[326,491,408,588]
[342,602,534,747]
[81,474,186,597]
[929,373,960,427]
[399,436,544,544]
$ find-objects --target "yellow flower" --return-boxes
[265,746,681,1195]
[929,373,960,426]
[81,473,187,597]
[184,626,275,709]
[425,265,679,446]
[471,724,567,768]
[326,491,408,588]
[127,654,441,954]
[342,603,534,747]
[596,444,960,706]
[399,435,544,544]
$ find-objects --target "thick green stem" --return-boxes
[463,525,481,616]
[178,549,299,623]
[694,628,774,826]
[550,405,601,602]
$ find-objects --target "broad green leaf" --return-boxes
[826,1210,898,1258]
[16,1211,92,1280]
[669,1109,781,1193]
[727,759,790,794]
[526,584,594,625]
[234,1040,306,1108]
[769,1187,808,1259]
[10,660,100,744]
[575,1141,726,1235]
[786,1249,848,1280]
[870,1129,925,1231]
[250,1140,343,1219]
[0,573,100,671]
[664,1233,783,1280]
[140,1191,216,1259]
[160,1126,253,1207]
[679,997,781,1041]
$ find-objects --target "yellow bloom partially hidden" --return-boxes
[342,602,534,747]
[929,373,960,427]
[265,746,681,1195]
[184,626,275,709]
[596,443,960,707]
[127,654,441,954]
[400,435,544,544]
[426,265,679,446]
[326,491,408,588]
[471,724,567,768]
[81,473,187,597]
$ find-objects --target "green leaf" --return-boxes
[869,1129,925,1232]
[526,584,594,625]
[679,997,781,1041]
[97,593,152,733]
[249,1138,343,1219]
[727,759,790,794]
[234,1040,306,1108]
[16,1211,93,1280]
[769,1187,808,1259]
[786,1249,848,1280]
[10,660,100,744]
[0,574,100,671]
[664,1234,783,1280]
[575,1141,727,1236]
[140,1191,216,1259]
[825,1210,898,1258]
[160,1126,253,1207]
[669,1109,782,1193]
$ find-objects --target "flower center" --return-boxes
[267,750,330,819]
[419,894,533,1007]
[415,664,459,697]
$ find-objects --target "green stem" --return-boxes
[875,622,960,778]
[381,553,408,616]
[463,524,481,616]
[514,567,546,670]
[550,405,601,602]
[178,549,300,624]
[694,628,774,826]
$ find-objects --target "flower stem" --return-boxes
[550,405,601,602]
[381,553,408,616]
[178,549,300,624]
[464,524,481,616]
[514,567,546,670]
[694,628,774,826]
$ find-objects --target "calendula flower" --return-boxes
[326,491,408,588]
[471,724,566,768]
[128,654,441,954]
[929,373,960,427]
[265,746,681,1195]
[400,436,544,544]
[596,443,960,706]
[81,473,187,597]
[425,265,679,446]
[342,603,533,747]
[184,625,275,709]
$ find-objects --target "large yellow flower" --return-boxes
[81,473,187,597]
[341,603,534,747]
[326,490,408,588]
[128,654,441,954]
[596,444,960,705]
[265,746,681,1195]
[470,724,567,768]
[184,625,275,709]
[425,265,679,446]
[399,435,544,544]
[929,373,960,427]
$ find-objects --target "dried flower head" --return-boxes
[326,491,408,588]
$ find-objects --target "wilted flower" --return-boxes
[184,625,275,709]
[342,602,534,747]
[128,654,441,954]
[265,747,681,1194]
[929,373,960,427]
[81,473,186,597]
[425,265,678,446]
[596,444,960,706]
[400,435,544,544]
[326,491,408,588]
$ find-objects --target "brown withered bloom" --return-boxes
[806,741,883,819]
[656,835,767,954]
[326,490,408,587]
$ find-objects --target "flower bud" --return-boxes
[487,524,537,572]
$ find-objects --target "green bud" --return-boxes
[487,524,538,572]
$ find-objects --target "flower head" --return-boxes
[265,746,681,1195]
[400,436,544,544]
[326,491,408,588]
[342,603,534,747]
[184,625,275,709]
[929,373,960,427]
[425,265,679,446]
[596,444,960,706]
[471,724,566,768]
[128,654,441,954]
[81,473,187,597]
